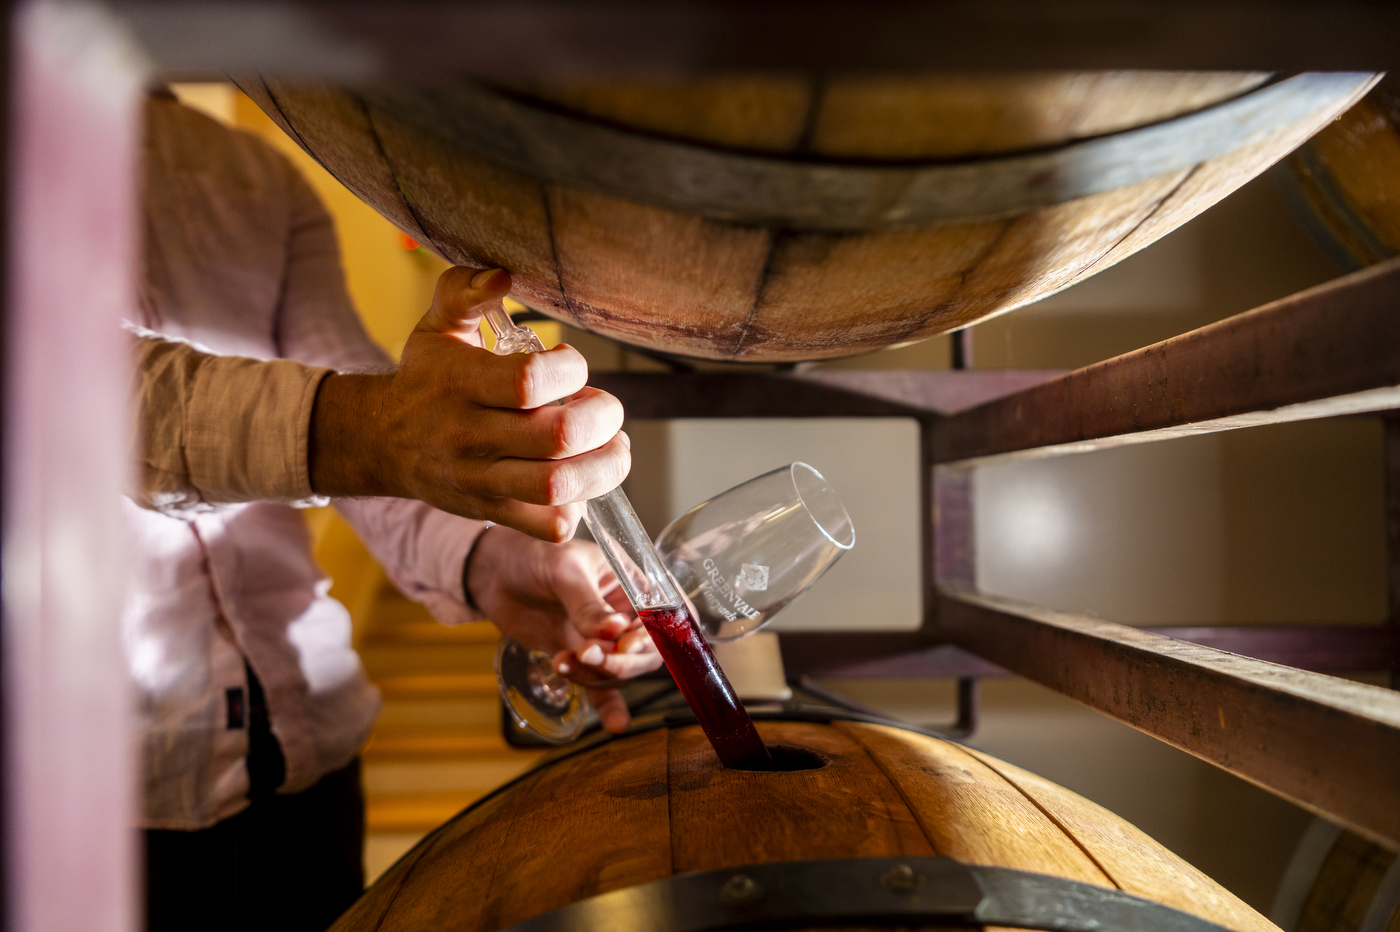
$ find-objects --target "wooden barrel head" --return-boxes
[331,720,1278,932]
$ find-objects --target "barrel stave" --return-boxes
[253,80,431,245]
[964,748,1280,932]
[834,722,1109,884]
[376,728,671,932]
[365,105,563,303]
[548,187,770,358]
[668,721,933,873]
[498,76,816,153]
[810,73,1271,160]
[506,73,1272,160]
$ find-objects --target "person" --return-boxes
[129,91,659,931]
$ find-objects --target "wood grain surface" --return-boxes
[964,748,1277,932]
[241,73,1369,362]
[835,722,1109,884]
[1295,830,1398,932]
[508,73,1268,159]
[331,720,1281,932]
[935,590,1400,851]
[934,257,1400,466]
[373,728,670,932]
[1287,82,1400,265]
[667,721,933,872]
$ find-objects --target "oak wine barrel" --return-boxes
[1280,81,1400,269]
[239,72,1377,363]
[1272,820,1400,932]
[332,715,1278,932]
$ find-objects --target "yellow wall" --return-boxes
[230,92,451,359]
[172,82,557,358]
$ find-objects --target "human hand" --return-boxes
[465,525,661,733]
[309,267,630,542]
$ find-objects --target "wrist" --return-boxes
[462,524,501,614]
[308,372,394,497]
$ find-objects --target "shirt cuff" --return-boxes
[187,354,333,504]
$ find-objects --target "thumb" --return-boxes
[416,266,511,338]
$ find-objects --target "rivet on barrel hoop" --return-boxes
[882,864,924,893]
[719,874,762,906]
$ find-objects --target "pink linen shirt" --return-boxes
[129,95,487,829]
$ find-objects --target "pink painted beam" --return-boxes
[5,4,147,931]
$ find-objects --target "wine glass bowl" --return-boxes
[655,462,855,642]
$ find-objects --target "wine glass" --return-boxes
[654,462,855,642]
[488,302,764,762]
[498,459,855,743]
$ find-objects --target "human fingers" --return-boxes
[586,687,631,734]
[614,625,656,656]
[570,635,661,682]
[457,343,591,410]
[416,267,511,337]
[463,387,625,460]
[544,547,634,641]
[474,500,584,544]
[479,433,631,506]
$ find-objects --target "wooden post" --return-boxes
[923,261,1400,850]
[936,258,1400,465]
[935,590,1400,850]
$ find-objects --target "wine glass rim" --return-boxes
[789,461,855,550]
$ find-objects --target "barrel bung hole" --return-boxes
[731,745,828,773]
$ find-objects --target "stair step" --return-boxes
[375,696,500,731]
[365,591,435,626]
[366,792,485,833]
[361,643,497,678]
[365,756,541,796]
[376,673,498,699]
[364,731,516,760]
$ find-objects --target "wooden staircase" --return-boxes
[358,607,546,835]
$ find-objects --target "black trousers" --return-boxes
[144,758,365,932]
[145,666,364,932]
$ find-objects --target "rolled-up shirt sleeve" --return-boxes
[132,332,332,512]
[132,329,486,623]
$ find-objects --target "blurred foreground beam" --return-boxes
[113,0,1400,80]
[936,590,1400,851]
[935,257,1400,465]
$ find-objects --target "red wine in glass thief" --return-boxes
[637,605,773,770]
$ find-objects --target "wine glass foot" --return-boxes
[495,638,589,743]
